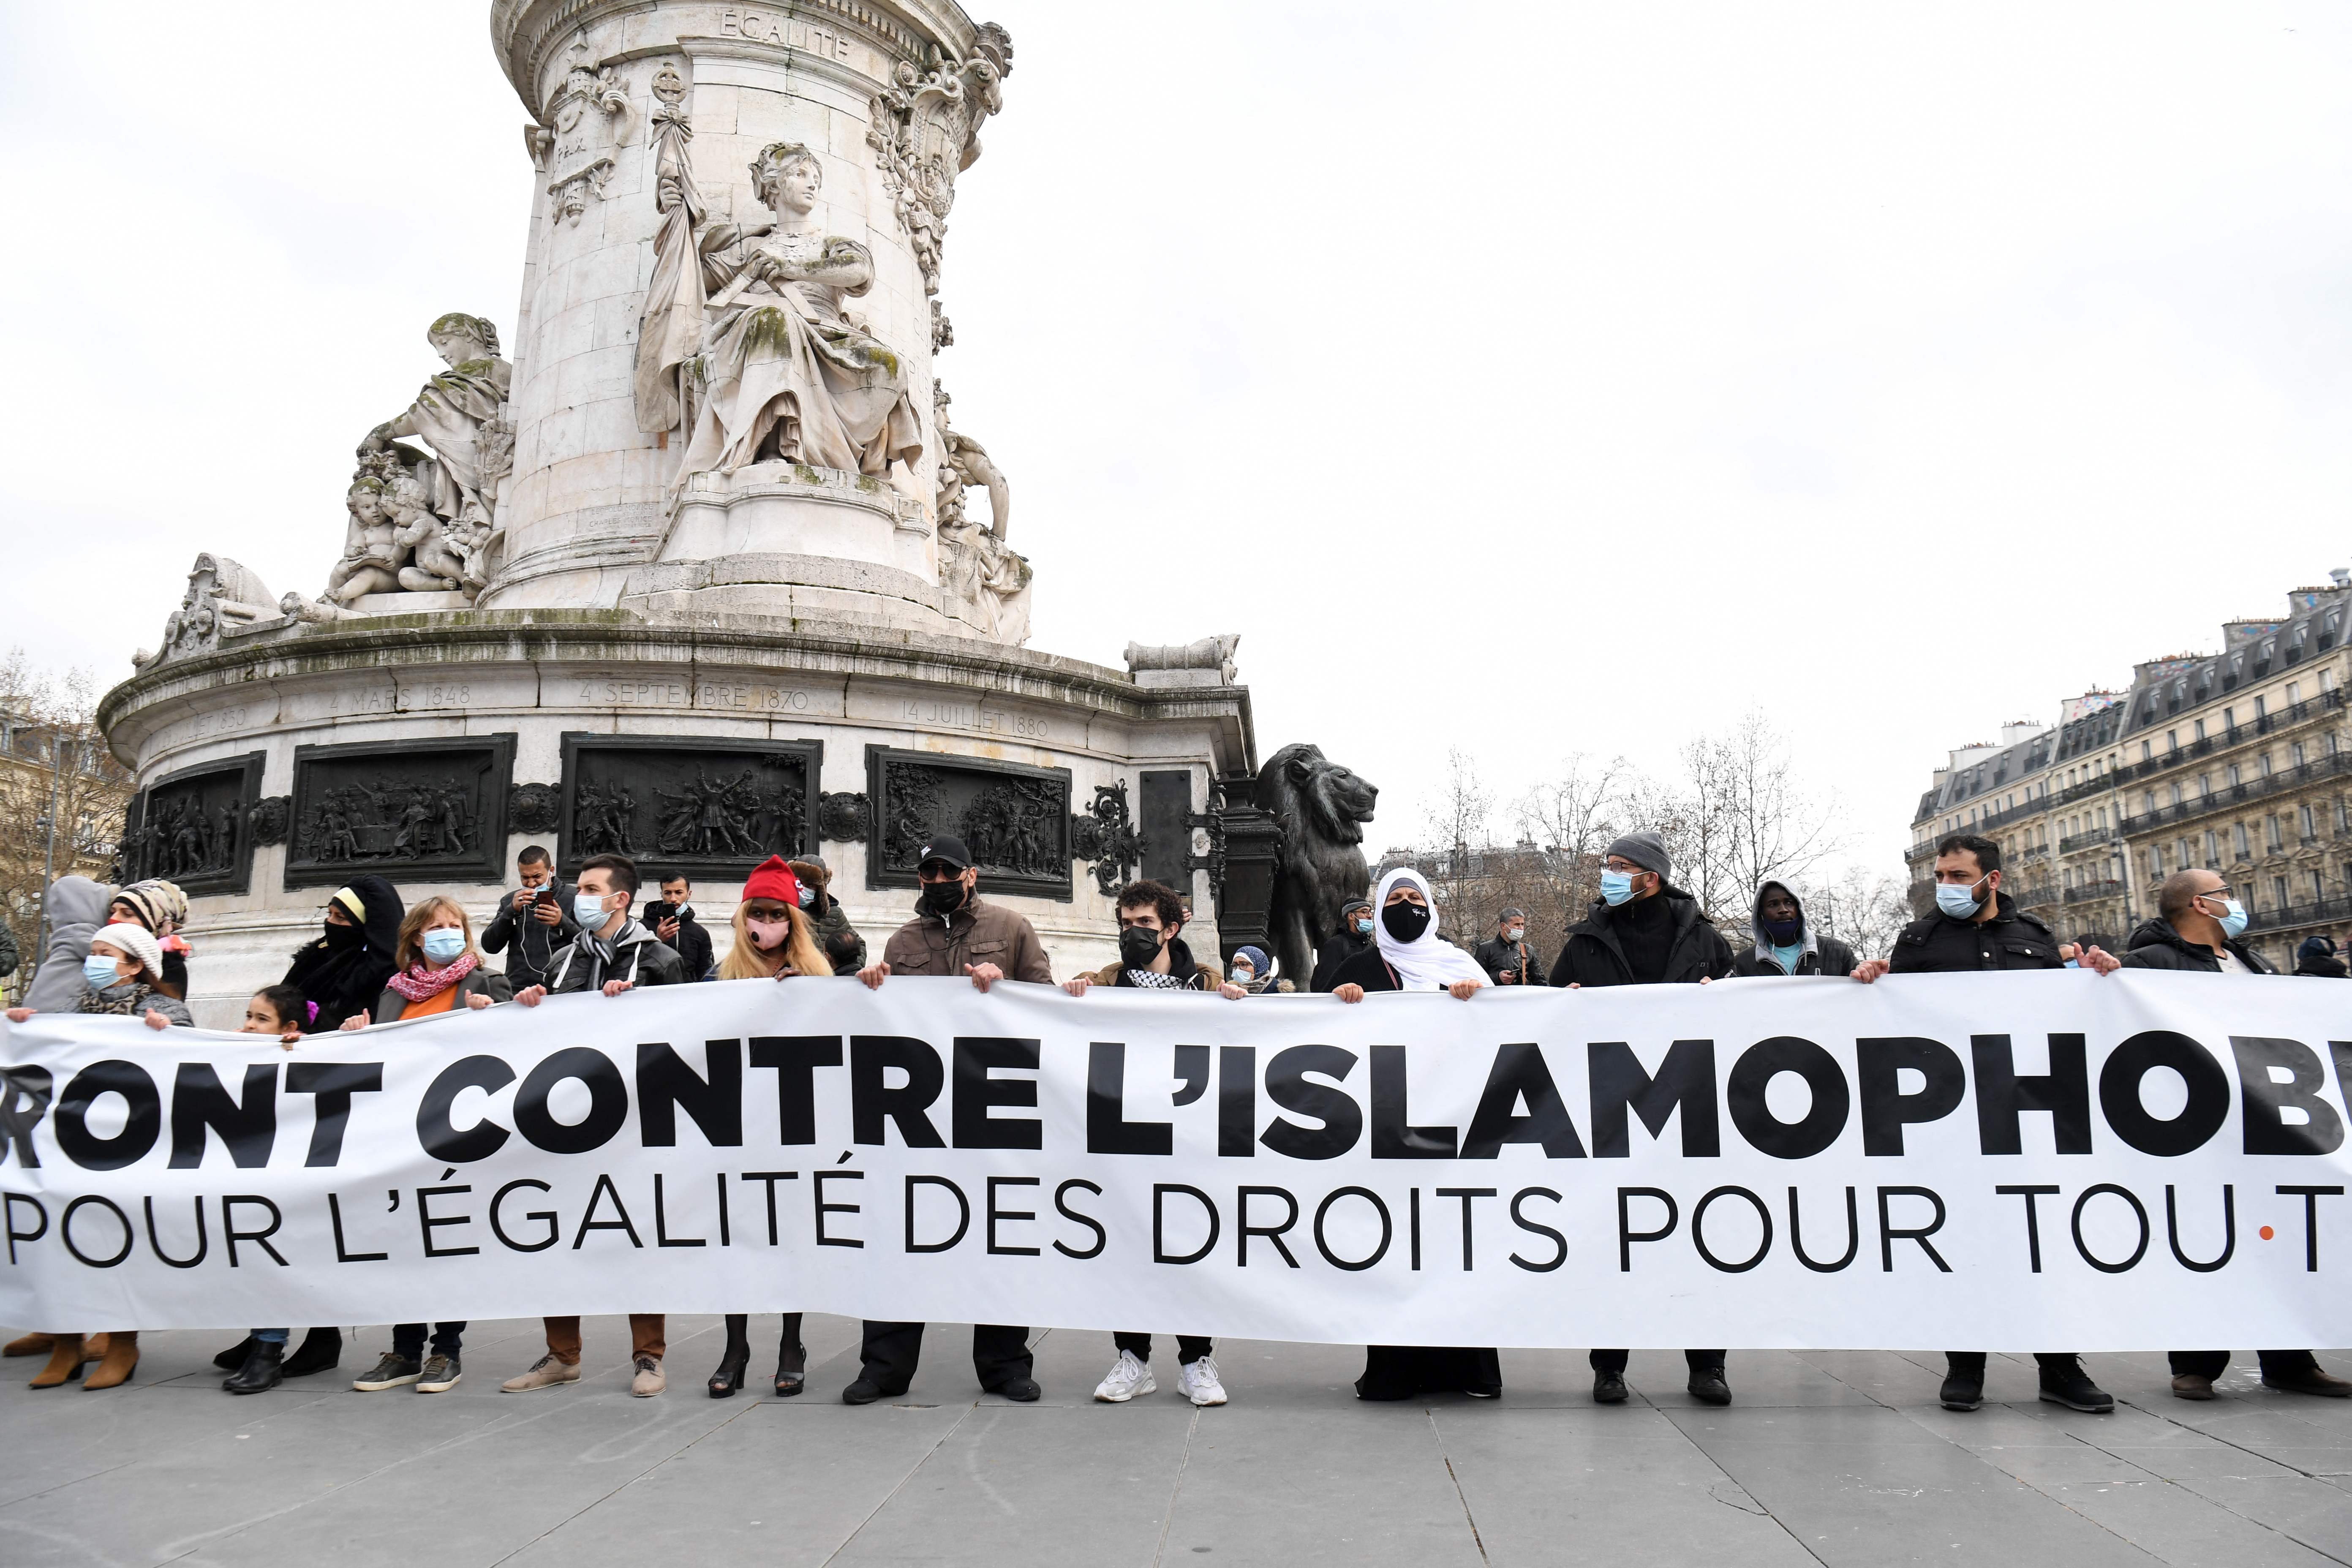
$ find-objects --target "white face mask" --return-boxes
[574,891,612,927]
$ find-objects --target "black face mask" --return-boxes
[1118,925,1165,969]
[324,920,365,949]
[921,879,968,917]
[1382,901,1432,942]
[1761,916,1802,945]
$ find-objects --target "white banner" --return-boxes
[1,972,2347,1350]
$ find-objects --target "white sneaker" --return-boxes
[1094,1350,1155,1402]
[1179,1356,1228,1407]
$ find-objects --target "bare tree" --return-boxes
[1416,749,1499,951]
[0,649,131,1001]
[1636,714,1843,930]
[1511,753,1625,952]
[1806,865,1914,963]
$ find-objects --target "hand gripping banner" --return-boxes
[1,972,2347,1350]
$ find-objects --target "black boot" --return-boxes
[708,1315,750,1398]
[212,1335,258,1372]
[280,1327,342,1378]
[775,1313,806,1398]
[223,1339,283,1395]
[2037,1356,2114,1413]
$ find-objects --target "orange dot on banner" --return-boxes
[2260,1225,2276,1241]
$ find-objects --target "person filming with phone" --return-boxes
[479,844,578,993]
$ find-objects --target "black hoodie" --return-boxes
[282,874,406,1032]
[1729,881,1857,978]
[2118,918,2277,975]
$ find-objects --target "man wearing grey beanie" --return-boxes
[1549,829,1735,1406]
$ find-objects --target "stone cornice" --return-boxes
[492,0,982,120]
[98,611,1254,767]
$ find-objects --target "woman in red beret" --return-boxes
[709,856,834,1396]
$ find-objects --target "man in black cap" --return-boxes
[1312,896,1376,992]
[1549,830,1735,1406]
[849,834,1054,1405]
[1473,907,1546,985]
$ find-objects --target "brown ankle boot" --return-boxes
[30,1334,84,1388]
[84,1331,139,1390]
[3,1331,56,1358]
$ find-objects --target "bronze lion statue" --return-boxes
[1257,743,1378,985]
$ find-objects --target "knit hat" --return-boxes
[743,855,803,907]
[1340,897,1372,917]
[91,920,164,980]
[114,879,187,932]
[1232,945,1270,976]
[1603,832,1670,880]
[2299,935,2337,960]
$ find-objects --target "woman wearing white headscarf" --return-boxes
[1328,868,1498,1399]
[1328,868,1489,1001]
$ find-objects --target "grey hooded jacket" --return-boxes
[22,876,115,1012]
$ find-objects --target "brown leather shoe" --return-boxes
[3,1332,55,1358]
[29,1334,85,1388]
[2263,1364,2352,1399]
[83,1331,139,1390]
[2171,1372,2216,1400]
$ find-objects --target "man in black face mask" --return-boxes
[1061,881,1245,1407]
[848,836,1054,1406]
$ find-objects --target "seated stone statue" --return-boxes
[389,472,472,595]
[672,142,923,486]
[360,313,513,529]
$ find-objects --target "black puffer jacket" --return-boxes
[1549,885,1733,988]
[1886,894,2062,974]
[1729,880,1857,977]
[2118,919,2278,975]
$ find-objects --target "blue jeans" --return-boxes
[394,1322,466,1358]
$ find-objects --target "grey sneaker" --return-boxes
[416,1353,462,1393]
[352,1353,422,1392]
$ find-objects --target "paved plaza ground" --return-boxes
[1,1316,2347,1567]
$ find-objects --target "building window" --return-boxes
[2167,730,2178,752]
[2199,773,2212,799]
[2150,847,2164,879]
[2324,668,2336,693]
[2178,837,2193,868]
[2097,808,2108,831]
[2301,804,2317,840]
[2293,741,2307,768]
[2143,790,2156,814]
[2339,798,2351,832]
[2257,695,2270,720]
[2205,829,2220,866]
[2314,869,2327,903]
[2260,752,2274,778]
[2194,719,2207,742]
[2235,822,2251,859]
[2267,814,2284,852]
[2225,707,2237,731]
[2275,875,2291,911]
[2228,764,2242,787]
[2169,783,2183,807]
[2289,681,2302,707]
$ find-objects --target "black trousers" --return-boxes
[1590,1349,1725,1375]
[1114,1333,1212,1365]
[392,1322,465,1358]
[2170,1350,2317,1380]
[1943,1352,2088,1378]
[858,1321,1032,1393]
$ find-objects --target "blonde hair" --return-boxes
[395,896,479,971]
[720,901,831,980]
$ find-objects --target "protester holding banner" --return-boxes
[338,897,513,1026]
[509,854,683,1396]
[1729,881,1857,978]
[1873,833,2118,1414]
[847,835,1051,1405]
[283,877,405,1034]
[1062,880,1239,1407]
[1330,868,1500,1401]
[2118,868,2351,1400]
[1542,833,1736,1405]
[1311,896,1375,993]
[790,856,867,974]
[708,855,828,1398]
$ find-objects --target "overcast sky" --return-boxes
[5,1,2348,880]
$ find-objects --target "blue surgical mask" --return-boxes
[1600,871,1637,906]
[1935,878,1986,920]
[574,892,610,927]
[82,954,126,993]
[2208,897,2249,939]
[1352,917,1372,936]
[421,928,467,964]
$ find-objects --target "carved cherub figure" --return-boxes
[388,473,468,593]
[325,479,408,604]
